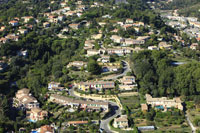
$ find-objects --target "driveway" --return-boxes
[102,60,131,80]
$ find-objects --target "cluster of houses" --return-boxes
[143,94,183,111]
[13,88,48,122]
[74,75,137,92]
[49,94,109,112]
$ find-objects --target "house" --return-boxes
[9,20,19,26]
[98,22,106,26]
[17,50,28,57]
[67,121,88,126]
[146,94,183,111]
[137,36,150,41]
[49,94,109,112]
[190,43,199,50]
[141,103,148,111]
[26,108,48,122]
[22,16,34,23]
[76,81,115,91]
[13,88,40,110]
[64,11,76,16]
[107,47,134,56]
[84,40,95,48]
[133,22,144,27]
[86,49,100,56]
[120,76,135,85]
[38,125,54,133]
[60,2,67,7]
[18,29,28,35]
[102,65,120,72]
[148,46,158,50]
[110,35,124,43]
[0,26,6,32]
[118,84,136,91]
[67,61,87,69]
[5,34,19,41]
[92,34,102,40]
[58,15,65,21]
[69,23,80,30]
[97,55,110,63]
[48,82,64,91]
[43,22,50,28]
[158,42,173,50]
[122,38,145,46]
[0,37,9,44]
[126,18,133,24]
[113,115,129,129]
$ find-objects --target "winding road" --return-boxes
[186,112,196,133]
[68,60,131,132]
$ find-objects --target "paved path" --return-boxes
[100,102,121,133]
[102,60,131,80]
[186,112,196,133]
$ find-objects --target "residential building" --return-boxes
[17,50,28,57]
[102,65,120,72]
[49,94,109,112]
[39,125,54,133]
[0,26,6,32]
[86,49,100,56]
[97,55,110,63]
[0,37,9,44]
[76,81,115,91]
[9,20,19,26]
[43,22,50,28]
[158,42,173,50]
[18,29,28,35]
[190,43,199,50]
[110,35,124,43]
[107,47,134,56]
[13,88,40,110]
[22,16,34,23]
[48,82,64,91]
[126,18,133,24]
[113,115,129,129]
[148,46,158,50]
[69,23,80,30]
[146,94,183,111]
[120,76,135,85]
[67,61,87,69]
[141,103,148,111]
[67,121,88,126]
[92,34,102,40]
[26,108,48,122]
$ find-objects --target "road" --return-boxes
[68,89,121,133]
[100,102,121,133]
[102,60,131,80]
[186,112,196,133]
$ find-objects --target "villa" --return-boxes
[145,94,183,111]
[75,81,115,91]
[26,108,48,122]
[13,88,40,110]
[48,82,65,91]
[67,61,87,69]
[113,115,129,129]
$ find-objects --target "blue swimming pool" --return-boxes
[28,119,37,123]
[155,105,164,110]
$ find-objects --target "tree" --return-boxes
[87,59,101,75]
